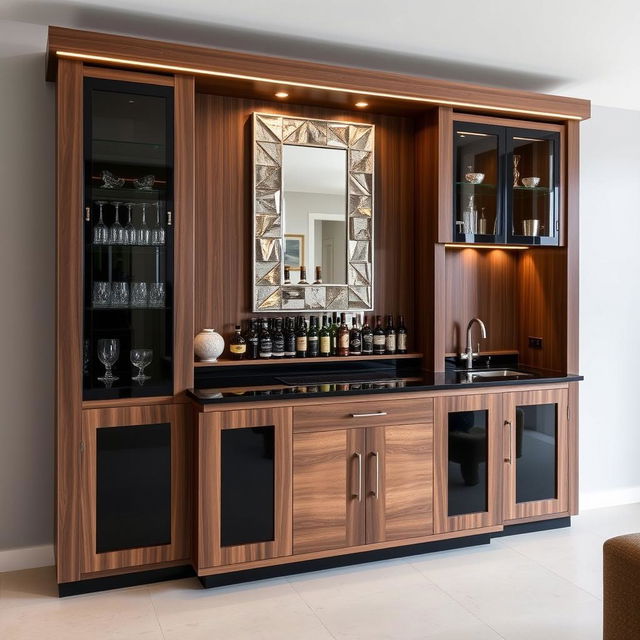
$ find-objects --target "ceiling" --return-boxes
[283,146,346,195]
[3,0,640,111]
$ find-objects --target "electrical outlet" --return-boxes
[528,336,543,349]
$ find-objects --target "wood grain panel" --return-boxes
[293,429,366,554]
[502,388,568,521]
[366,424,433,543]
[56,58,84,585]
[80,404,192,574]
[294,398,433,433]
[433,393,503,533]
[568,382,579,515]
[194,95,415,348]
[566,120,580,373]
[197,407,292,569]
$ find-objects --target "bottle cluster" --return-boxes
[229,313,408,360]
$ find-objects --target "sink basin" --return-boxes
[457,369,534,382]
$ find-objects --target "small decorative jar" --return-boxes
[194,329,225,362]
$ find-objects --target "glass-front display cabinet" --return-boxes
[83,78,174,400]
[453,121,560,246]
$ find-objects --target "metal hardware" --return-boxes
[504,420,512,463]
[80,440,85,454]
[167,210,172,226]
[460,317,487,369]
[350,412,388,418]
[85,207,90,221]
[353,452,362,501]
[371,451,380,498]
[567,404,570,422]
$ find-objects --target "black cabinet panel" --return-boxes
[96,423,171,553]
[515,403,558,503]
[221,426,275,547]
[448,410,488,517]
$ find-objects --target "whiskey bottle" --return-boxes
[258,319,272,359]
[314,266,323,284]
[338,312,350,356]
[361,316,373,355]
[284,317,296,358]
[295,316,308,357]
[397,314,408,354]
[349,317,362,355]
[385,314,397,354]
[283,265,291,285]
[373,315,386,355]
[307,316,319,357]
[298,266,309,285]
[271,317,285,358]
[230,325,246,360]
[329,312,339,356]
[246,318,259,359]
[319,315,331,356]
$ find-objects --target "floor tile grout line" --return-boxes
[146,585,169,640]
[285,576,339,639]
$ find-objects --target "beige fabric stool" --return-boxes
[603,533,640,639]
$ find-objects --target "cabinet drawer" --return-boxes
[294,397,433,432]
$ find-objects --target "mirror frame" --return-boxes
[252,112,374,312]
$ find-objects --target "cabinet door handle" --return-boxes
[167,211,172,226]
[371,451,380,498]
[352,452,362,501]
[350,411,387,418]
[504,420,513,463]
[85,207,91,221]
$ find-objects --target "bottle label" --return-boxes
[273,337,285,352]
[362,334,373,354]
[373,335,385,346]
[397,334,407,351]
[386,334,397,351]
[320,336,331,353]
[339,334,349,349]
[259,338,272,358]
[296,336,307,351]
[349,337,361,354]
[230,344,246,354]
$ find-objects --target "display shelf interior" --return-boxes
[455,182,497,189]
[195,352,424,367]
[513,185,552,193]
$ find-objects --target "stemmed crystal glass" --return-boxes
[130,348,153,382]
[124,202,136,245]
[93,201,109,244]
[137,202,150,245]
[109,201,125,245]
[97,338,119,383]
[151,201,165,245]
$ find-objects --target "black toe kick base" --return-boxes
[199,534,490,589]
[492,516,571,538]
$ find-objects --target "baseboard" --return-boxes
[580,486,640,511]
[0,544,54,573]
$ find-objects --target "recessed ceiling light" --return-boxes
[355,101,368,108]
[275,91,289,98]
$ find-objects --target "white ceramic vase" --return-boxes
[194,329,225,362]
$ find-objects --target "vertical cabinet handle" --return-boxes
[504,420,513,463]
[371,451,380,498]
[85,207,90,221]
[352,452,362,501]
[167,211,172,226]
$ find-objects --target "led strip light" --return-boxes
[56,51,583,121]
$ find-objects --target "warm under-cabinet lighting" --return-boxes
[444,243,529,250]
[355,101,369,108]
[275,91,289,98]
[55,51,584,121]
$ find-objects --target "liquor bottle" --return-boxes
[246,318,259,359]
[373,315,386,355]
[258,319,272,359]
[314,266,323,284]
[298,266,309,285]
[361,315,373,355]
[385,314,397,354]
[397,314,408,354]
[295,316,308,357]
[349,317,362,356]
[271,317,285,358]
[230,325,246,360]
[307,316,319,357]
[329,312,339,356]
[319,315,331,356]
[284,317,296,358]
[338,312,350,356]
[283,265,291,285]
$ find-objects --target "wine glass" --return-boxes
[124,202,136,245]
[137,202,150,245]
[97,338,119,382]
[151,201,165,245]
[109,201,125,245]
[93,201,108,244]
[130,348,153,382]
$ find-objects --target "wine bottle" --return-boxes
[338,312,350,356]
[373,315,386,355]
[307,316,319,357]
[284,317,296,358]
[258,319,272,359]
[298,266,309,285]
[283,265,291,285]
[271,317,285,358]
[349,317,362,356]
[295,316,308,357]
[230,325,246,360]
[329,312,339,356]
[385,314,397,354]
[397,314,408,354]
[361,315,373,355]
[314,266,323,284]
[319,315,331,356]
[246,318,259,359]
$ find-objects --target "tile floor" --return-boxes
[2,503,639,639]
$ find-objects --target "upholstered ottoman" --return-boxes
[603,533,640,639]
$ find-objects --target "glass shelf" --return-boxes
[513,186,552,194]
[88,306,169,311]
[455,182,497,189]
[90,187,167,202]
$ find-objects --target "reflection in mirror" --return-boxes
[283,146,347,285]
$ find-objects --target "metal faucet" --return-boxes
[460,318,487,369]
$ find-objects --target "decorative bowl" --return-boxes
[464,172,485,184]
[194,329,225,362]
[134,174,156,191]
[522,177,541,188]
[100,170,125,189]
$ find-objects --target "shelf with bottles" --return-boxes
[195,353,424,367]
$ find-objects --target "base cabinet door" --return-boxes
[198,407,292,569]
[502,388,569,521]
[434,394,502,533]
[80,404,191,575]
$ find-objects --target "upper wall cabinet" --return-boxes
[453,118,562,246]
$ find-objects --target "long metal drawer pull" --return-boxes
[353,452,363,501]
[350,411,388,418]
[504,420,513,463]
[167,210,172,226]
[85,206,91,221]
[371,451,380,498]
